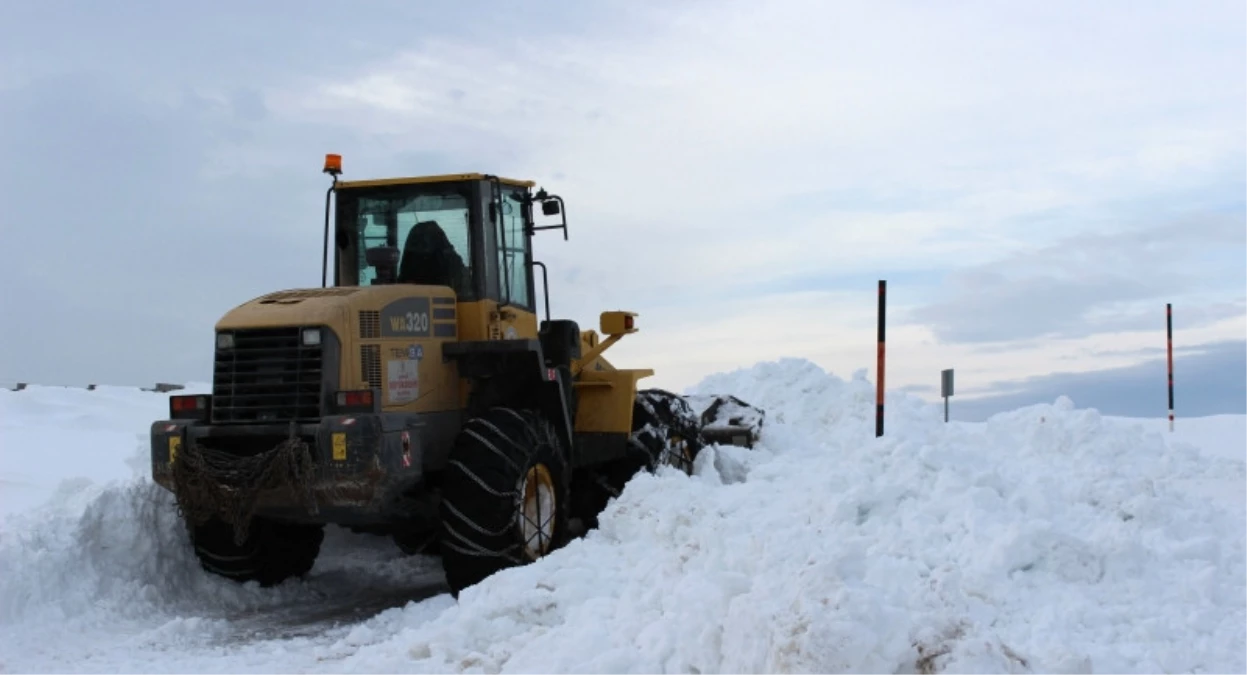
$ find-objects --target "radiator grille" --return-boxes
[361,344,381,390]
[212,327,324,423]
[359,310,380,339]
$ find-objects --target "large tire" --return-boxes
[188,516,324,586]
[438,407,570,596]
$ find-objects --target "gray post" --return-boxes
[941,369,954,423]
[1167,303,1174,432]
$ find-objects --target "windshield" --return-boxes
[355,188,473,295]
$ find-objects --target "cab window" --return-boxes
[495,188,531,309]
[356,190,474,297]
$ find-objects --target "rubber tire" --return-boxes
[188,516,324,586]
[438,407,570,597]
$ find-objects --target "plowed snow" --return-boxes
[1,360,1243,673]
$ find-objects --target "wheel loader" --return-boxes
[149,155,765,595]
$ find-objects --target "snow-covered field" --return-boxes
[1,359,1243,673]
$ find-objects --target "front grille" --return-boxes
[212,327,324,423]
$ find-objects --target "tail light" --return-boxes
[331,389,377,414]
[170,394,210,421]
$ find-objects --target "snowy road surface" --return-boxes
[1,359,1243,673]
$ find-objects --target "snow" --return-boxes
[1,359,1243,673]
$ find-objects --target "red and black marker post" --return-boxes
[876,280,886,437]
[1167,303,1174,432]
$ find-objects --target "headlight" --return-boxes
[216,333,234,349]
[302,328,322,346]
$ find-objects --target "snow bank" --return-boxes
[0,383,322,668]
[0,383,443,671]
[0,384,193,518]
[317,359,1244,673]
[0,363,1243,673]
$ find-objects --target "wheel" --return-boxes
[630,389,705,475]
[438,407,570,596]
[187,516,324,586]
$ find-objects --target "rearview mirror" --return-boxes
[541,200,560,216]
[366,246,400,284]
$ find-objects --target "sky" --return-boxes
[0,0,1243,419]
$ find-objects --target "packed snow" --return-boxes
[1,359,1243,673]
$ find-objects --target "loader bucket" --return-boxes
[684,394,766,448]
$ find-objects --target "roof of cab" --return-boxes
[335,173,536,190]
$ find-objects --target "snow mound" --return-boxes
[689,357,937,434]
[322,359,1244,673]
[0,384,324,667]
[0,362,1242,673]
[0,383,438,670]
[0,477,306,627]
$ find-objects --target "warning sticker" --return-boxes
[387,359,420,404]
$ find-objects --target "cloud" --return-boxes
[275,0,1245,325]
[0,71,376,386]
[906,212,1246,344]
[948,339,1246,421]
[0,0,1242,399]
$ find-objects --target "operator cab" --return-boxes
[325,164,566,315]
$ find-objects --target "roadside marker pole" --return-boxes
[1167,303,1174,432]
[877,280,886,437]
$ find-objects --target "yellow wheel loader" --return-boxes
[149,155,765,595]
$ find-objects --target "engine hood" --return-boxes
[215,287,363,331]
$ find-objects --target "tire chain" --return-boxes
[439,408,561,569]
[170,427,319,546]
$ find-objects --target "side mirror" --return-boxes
[542,200,561,216]
[366,246,400,284]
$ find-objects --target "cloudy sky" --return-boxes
[1,0,1243,420]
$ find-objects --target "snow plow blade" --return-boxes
[684,393,766,448]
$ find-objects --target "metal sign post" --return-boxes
[941,368,954,423]
[1167,303,1174,432]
